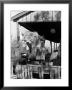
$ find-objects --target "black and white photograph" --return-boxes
[4,4,69,86]
[10,11,61,79]
[0,0,70,88]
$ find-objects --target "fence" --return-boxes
[11,63,61,79]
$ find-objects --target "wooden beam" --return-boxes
[11,11,34,22]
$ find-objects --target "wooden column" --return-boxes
[52,11,53,21]
[54,42,55,51]
[17,22,20,42]
[50,41,52,54]
[56,43,57,50]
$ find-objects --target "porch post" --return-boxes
[17,22,20,42]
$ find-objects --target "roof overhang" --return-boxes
[18,21,61,43]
